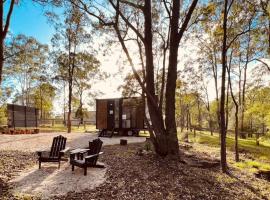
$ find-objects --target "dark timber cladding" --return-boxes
[96,97,145,132]
[7,104,39,128]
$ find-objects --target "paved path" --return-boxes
[0,132,146,152]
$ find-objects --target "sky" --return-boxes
[6,1,55,44]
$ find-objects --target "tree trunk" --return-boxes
[225,79,229,132]
[220,0,229,173]
[0,0,15,84]
[197,95,202,129]
[63,81,66,126]
[164,0,182,156]
[0,37,3,84]
[234,104,239,162]
[67,81,72,133]
[143,0,177,157]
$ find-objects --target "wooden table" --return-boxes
[70,148,89,160]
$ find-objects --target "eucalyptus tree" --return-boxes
[32,82,56,119]
[66,0,199,157]
[51,2,91,133]
[73,52,102,123]
[4,34,48,106]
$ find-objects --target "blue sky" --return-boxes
[6,1,56,44]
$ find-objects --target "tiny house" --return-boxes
[96,97,146,137]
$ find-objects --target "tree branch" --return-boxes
[119,0,143,10]
[3,0,15,38]
[226,29,251,50]
[109,0,145,43]
[177,0,199,42]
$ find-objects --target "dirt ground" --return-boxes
[0,132,269,200]
[0,132,146,152]
[1,142,270,200]
[0,133,146,199]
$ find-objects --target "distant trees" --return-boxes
[4,34,49,106]
[33,82,56,119]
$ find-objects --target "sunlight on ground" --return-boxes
[10,162,106,199]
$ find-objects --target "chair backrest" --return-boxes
[88,138,103,164]
[49,135,67,158]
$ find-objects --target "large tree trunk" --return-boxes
[164,0,182,156]
[143,0,172,156]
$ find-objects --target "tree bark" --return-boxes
[164,0,182,155]
[227,52,239,162]
[67,80,72,133]
[220,0,230,173]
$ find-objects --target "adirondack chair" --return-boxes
[37,135,69,169]
[70,138,104,175]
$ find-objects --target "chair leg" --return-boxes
[39,161,41,169]
[84,167,87,176]
[72,165,74,171]
[58,161,61,169]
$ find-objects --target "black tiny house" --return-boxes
[96,97,145,137]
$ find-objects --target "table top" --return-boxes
[70,148,89,154]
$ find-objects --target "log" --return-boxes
[120,139,127,145]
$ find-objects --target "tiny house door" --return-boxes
[96,100,107,129]
[107,100,115,130]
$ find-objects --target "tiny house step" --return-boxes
[98,129,114,137]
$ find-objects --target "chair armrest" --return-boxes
[60,147,70,154]
[36,151,49,157]
[85,152,103,159]
[70,148,89,155]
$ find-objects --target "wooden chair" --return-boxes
[70,138,104,175]
[37,135,69,169]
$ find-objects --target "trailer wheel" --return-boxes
[127,130,133,136]
[132,130,139,137]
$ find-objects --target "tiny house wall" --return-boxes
[96,97,145,131]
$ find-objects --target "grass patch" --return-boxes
[179,130,270,172]
[234,160,270,172]
[183,131,270,162]
[39,124,97,133]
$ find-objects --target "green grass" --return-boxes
[185,131,270,161]
[39,124,97,133]
[234,160,270,172]
[181,130,270,172]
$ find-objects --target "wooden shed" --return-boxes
[96,97,146,137]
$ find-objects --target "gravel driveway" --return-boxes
[0,132,146,152]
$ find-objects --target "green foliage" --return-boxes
[32,83,56,118]
[0,105,7,125]
[245,86,270,130]
[4,34,49,106]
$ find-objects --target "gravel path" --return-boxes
[0,132,146,152]
[10,162,106,199]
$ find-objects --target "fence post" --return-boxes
[25,106,27,129]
